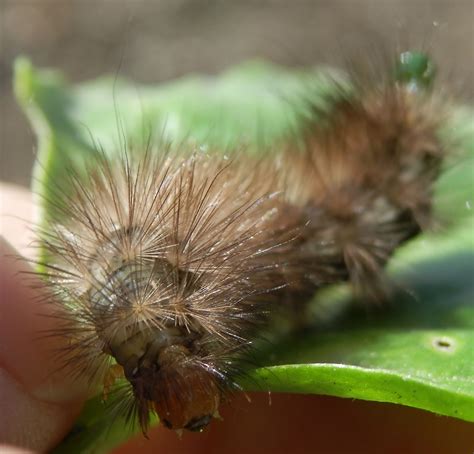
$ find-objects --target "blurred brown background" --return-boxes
[0,0,473,187]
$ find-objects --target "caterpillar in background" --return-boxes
[35,51,448,434]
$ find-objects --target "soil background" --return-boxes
[1,0,473,186]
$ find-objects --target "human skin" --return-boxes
[0,183,88,452]
[1,182,473,454]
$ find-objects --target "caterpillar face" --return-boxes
[88,249,221,431]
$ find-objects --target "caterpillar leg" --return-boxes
[102,364,125,400]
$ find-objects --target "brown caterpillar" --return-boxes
[36,51,447,435]
[37,146,302,433]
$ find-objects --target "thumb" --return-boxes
[0,237,88,452]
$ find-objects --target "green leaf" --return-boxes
[14,57,474,453]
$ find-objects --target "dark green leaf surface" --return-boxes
[13,57,474,453]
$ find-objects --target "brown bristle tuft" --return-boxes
[279,71,447,303]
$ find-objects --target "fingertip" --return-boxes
[0,238,88,450]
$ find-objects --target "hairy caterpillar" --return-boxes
[37,147,302,432]
[33,50,449,437]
